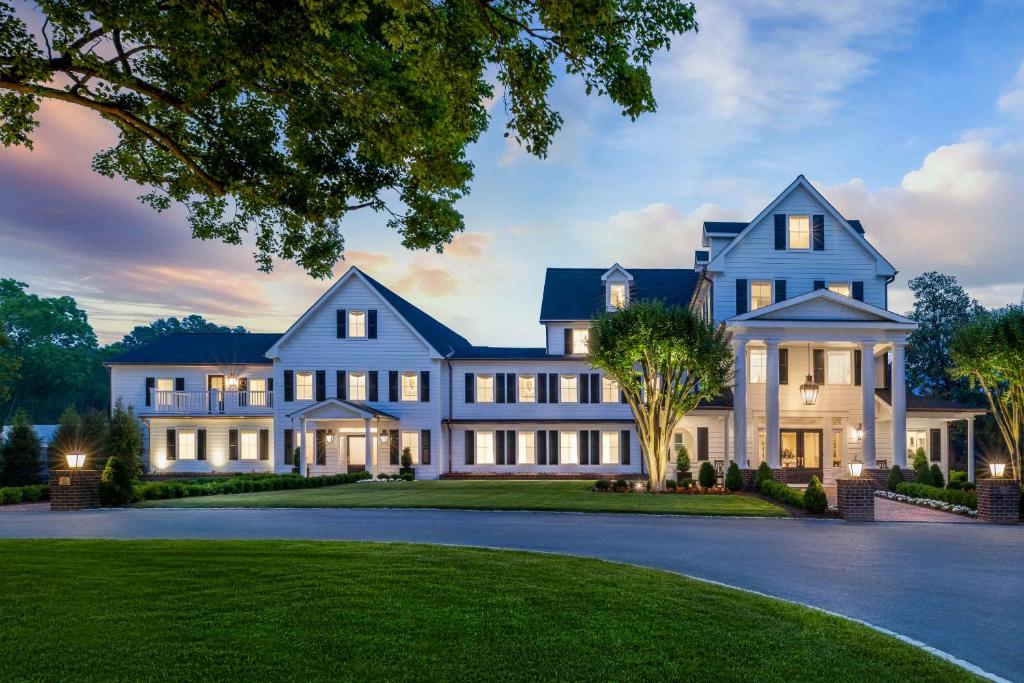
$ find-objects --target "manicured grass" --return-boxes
[0,540,976,682]
[137,479,787,516]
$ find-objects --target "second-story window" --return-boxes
[609,283,627,309]
[400,372,419,401]
[349,372,367,401]
[348,310,366,338]
[788,215,810,249]
[476,374,494,403]
[750,281,772,310]
[570,328,590,355]
[156,378,174,408]
[827,350,852,385]
[601,376,619,403]
[518,374,536,402]
[296,371,314,401]
[828,282,851,297]
[249,378,267,406]
[560,374,578,403]
[749,348,767,384]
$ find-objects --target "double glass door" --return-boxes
[780,429,823,482]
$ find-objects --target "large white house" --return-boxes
[107,176,983,486]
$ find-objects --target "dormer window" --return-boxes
[348,310,366,338]
[788,215,810,250]
[828,282,851,297]
[609,283,627,309]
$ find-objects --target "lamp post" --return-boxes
[989,462,1006,478]
[848,459,863,478]
[65,453,86,469]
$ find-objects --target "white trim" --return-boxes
[286,397,395,421]
[600,263,633,282]
[729,288,916,325]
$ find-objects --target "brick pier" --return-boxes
[50,469,101,511]
[977,479,1021,524]
[836,478,875,521]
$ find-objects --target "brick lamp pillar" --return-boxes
[837,477,875,522]
[977,479,1020,524]
[50,469,101,511]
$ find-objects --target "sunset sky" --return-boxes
[2,0,1023,347]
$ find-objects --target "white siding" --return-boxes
[110,364,274,414]
[147,417,273,474]
[545,323,591,355]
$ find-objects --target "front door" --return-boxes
[780,429,823,483]
[347,435,366,473]
[207,375,224,413]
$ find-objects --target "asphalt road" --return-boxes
[2,508,1022,681]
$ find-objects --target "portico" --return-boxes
[286,398,398,477]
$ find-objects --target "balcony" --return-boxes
[147,390,274,415]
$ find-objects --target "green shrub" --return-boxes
[803,476,828,514]
[0,409,42,486]
[724,462,742,491]
[400,473,414,481]
[676,445,690,475]
[613,479,628,489]
[594,479,611,491]
[665,479,677,490]
[914,462,933,487]
[755,461,773,489]
[911,447,928,470]
[886,465,905,492]
[929,464,944,489]
[400,447,413,468]
[698,462,716,489]
[896,482,977,509]
[0,487,24,504]
[131,471,371,502]
[759,480,804,509]
[679,478,695,489]
[949,470,967,486]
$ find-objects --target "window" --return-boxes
[240,430,258,460]
[349,372,367,401]
[750,281,772,310]
[907,430,928,457]
[400,431,419,464]
[600,431,619,465]
[569,328,590,355]
[295,371,314,401]
[348,310,366,338]
[518,374,536,402]
[177,430,196,460]
[832,430,842,467]
[560,431,578,465]
[156,378,174,408]
[749,347,767,384]
[788,215,810,249]
[248,378,267,406]
[828,282,851,297]
[517,432,536,464]
[757,428,766,464]
[475,431,495,464]
[609,283,627,309]
[400,372,418,401]
[826,349,852,385]
[476,374,494,403]
[601,376,619,403]
[559,374,578,403]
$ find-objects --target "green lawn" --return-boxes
[137,479,787,516]
[0,540,976,682]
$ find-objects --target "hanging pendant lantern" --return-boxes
[799,344,819,405]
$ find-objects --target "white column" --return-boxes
[732,338,747,469]
[299,417,308,477]
[364,418,375,477]
[890,341,907,469]
[967,416,976,483]
[765,341,780,469]
[860,341,876,468]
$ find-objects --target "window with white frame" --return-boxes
[475,431,495,464]
[518,374,536,402]
[348,372,367,401]
[826,349,852,385]
[348,310,366,338]
[401,372,418,401]
[560,374,578,403]
[828,282,851,297]
[295,371,314,401]
[750,280,772,310]
[248,378,267,406]
[601,375,619,403]
[600,431,619,465]
[569,328,590,354]
[517,431,536,464]
[476,374,494,403]
[400,430,419,464]
[240,430,259,460]
[609,283,627,309]
[177,430,196,460]
[907,430,928,457]
[749,347,767,384]
[788,215,810,249]
[156,378,174,408]
[560,431,578,464]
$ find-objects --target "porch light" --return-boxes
[379,431,390,446]
[65,453,86,469]
[799,345,818,405]
[990,462,1006,478]
[853,423,863,443]
[848,459,863,478]
[326,433,334,444]
[226,375,239,390]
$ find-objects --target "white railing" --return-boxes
[149,390,273,414]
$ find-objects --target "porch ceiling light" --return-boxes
[799,374,819,406]
[990,462,1006,478]
[226,374,239,389]
[848,460,863,478]
[65,453,86,468]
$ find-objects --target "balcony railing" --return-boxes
[148,390,273,415]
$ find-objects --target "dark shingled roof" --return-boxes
[876,388,981,413]
[540,268,699,322]
[453,347,549,360]
[703,221,747,235]
[694,250,709,262]
[106,333,282,365]
[847,219,866,235]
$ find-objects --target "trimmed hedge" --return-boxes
[724,462,742,492]
[803,476,828,514]
[0,484,50,505]
[895,482,977,510]
[885,465,905,492]
[759,480,805,509]
[133,472,371,502]
[698,462,716,489]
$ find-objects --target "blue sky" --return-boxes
[1,0,1023,346]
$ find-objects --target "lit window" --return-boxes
[518,374,536,403]
[609,283,627,309]
[828,282,851,297]
[600,431,619,465]
[601,376,619,403]
[400,431,419,464]
[749,348,767,384]
[349,372,367,401]
[559,431,578,465]
[788,215,810,249]
[750,281,772,310]
[177,430,196,460]
[156,378,174,408]
[826,350,852,385]
[248,378,267,406]
[295,371,313,400]
[907,430,928,457]
[476,375,494,403]
[560,374,578,403]
[348,310,366,338]
[569,328,590,354]
[240,430,258,460]
[475,431,495,464]
[517,432,536,464]
[401,372,418,401]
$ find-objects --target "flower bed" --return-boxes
[0,484,50,505]
[591,479,735,495]
[894,482,977,509]
[875,490,978,518]
[133,471,371,502]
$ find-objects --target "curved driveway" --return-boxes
[2,508,1022,681]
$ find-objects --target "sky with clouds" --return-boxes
[1,0,1023,347]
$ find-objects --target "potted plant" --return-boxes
[676,444,691,481]
[399,447,415,478]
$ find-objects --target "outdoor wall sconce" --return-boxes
[848,459,863,478]
[990,462,1006,478]
[226,375,239,389]
[326,433,334,444]
[379,431,390,446]
[853,423,863,443]
[65,453,86,468]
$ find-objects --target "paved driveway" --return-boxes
[2,508,1022,681]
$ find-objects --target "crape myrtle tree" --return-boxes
[1,0,698,277]
[588,300,732,492]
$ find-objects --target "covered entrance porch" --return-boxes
[286,399,398,477]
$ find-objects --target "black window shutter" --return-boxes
[852,281,864,302]
[537,373,547,403]
[506,431,516,465]
[284,370,294,402]
[315,430,327,465]
[175,377,185,391]
[389,371,399,402]
[145,377,154,406]
[579,374,590,404]
[775,279,787,303]
[813,349,826,385]
[368,371,379,401]
[507,373,517,403]
[814,280,826,291]
[590,430,599,465]
[548,431,559,465]
[620,430,630,465]
[736,279,748,315]
[495,373,506,404]
[929,429,941,462]
[590,373,600,403]
[465,430,475,465]
[259,429,269,461]
[774,214,786,250]
[315,370,326,402]
[389,429,399,465]
[496,430,506,465]
[367,309,378,339]
[548,374,559,404]
[421,429,431,465]
[812,215,825,251]
[229,429,239,460]
[284,429,294,465]
[697,427,709,461]
[779,348,789,385]
[197,429,207,461]
[166,429,176,460]
[336,309,346,338]
[854,349,862,386]
[464,373,475,403]
[267,377,273,394]
[579,430,589,464]
[537,430,547,465]
[420,371,429,402]
[337,370,347,400]
[620,385,627,403]
[564,328,573,354]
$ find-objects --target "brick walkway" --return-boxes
[874,496,979,523]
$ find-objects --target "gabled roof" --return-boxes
[540,268,699,322]
[601,263,633,282]
[286,397,398,420]
[106,333,281,365]
[729,289,916,326]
